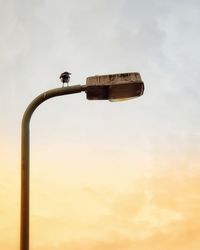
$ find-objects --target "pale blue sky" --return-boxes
[0,0,200,166]
[1,1,200,249]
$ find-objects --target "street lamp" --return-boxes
[20,72,144,250]
[86,72,144,101]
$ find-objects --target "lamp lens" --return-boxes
[109,82,144,101]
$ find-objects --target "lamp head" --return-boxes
[85,72,144,101]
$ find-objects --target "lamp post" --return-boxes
[20,72,144,250]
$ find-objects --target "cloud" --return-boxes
[1,163,200,249]
[30,171,200,249]
[1,1,200,249]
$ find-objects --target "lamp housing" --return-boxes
[85,72,144,101]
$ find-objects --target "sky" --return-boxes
[0,0,200,249]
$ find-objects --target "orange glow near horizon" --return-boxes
[1,0,200,248]
[1,149,200,250]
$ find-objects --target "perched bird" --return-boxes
[60,72,71,87]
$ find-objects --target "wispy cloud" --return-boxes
[1,0,200,249]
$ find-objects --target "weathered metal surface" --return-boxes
[86,72,144,100]
[86,72,142,86]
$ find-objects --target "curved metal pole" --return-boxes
[20,85,86,250]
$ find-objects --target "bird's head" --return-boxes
[60,72,71,83]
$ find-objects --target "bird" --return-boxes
[60,72,71,87]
